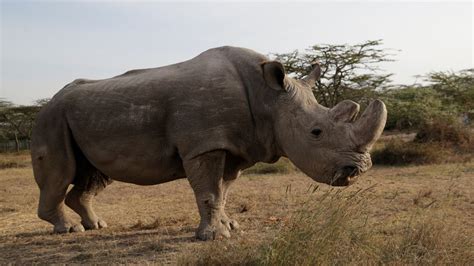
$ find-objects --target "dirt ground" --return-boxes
[0,160,473,264]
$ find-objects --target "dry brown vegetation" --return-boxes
[0,151,473,264]
[372,123,473,166]
[0,151,31,169]
[414,119,472,145]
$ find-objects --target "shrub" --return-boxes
[382,87,446,131]
[414,118,471,145]
[371,140,443,165]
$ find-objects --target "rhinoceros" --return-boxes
[31,46,387,240]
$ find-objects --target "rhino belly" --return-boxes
[74,134,186,185]
[66,100,186,185]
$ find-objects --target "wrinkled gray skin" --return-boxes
[31,46,387,240]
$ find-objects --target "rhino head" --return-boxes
[262,61,387,186]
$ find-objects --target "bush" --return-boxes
[371,140,443,165]
[414,118,471,145]
[373,119,473,166]
[382,87,447,131]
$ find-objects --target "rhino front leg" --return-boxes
[184,150,237,240]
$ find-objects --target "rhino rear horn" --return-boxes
[352,99,387,151]
[303,62,321,85]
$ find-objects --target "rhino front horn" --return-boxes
[352,99,387,151]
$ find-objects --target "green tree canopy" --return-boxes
[272,40,395,107]
[0,99,44,151]
[426,69,474,114]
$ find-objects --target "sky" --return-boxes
[1,1,473,105]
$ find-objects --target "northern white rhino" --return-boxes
[31,46,387,240]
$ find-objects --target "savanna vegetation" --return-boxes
[0,40,473,264]
[0,99,48,152]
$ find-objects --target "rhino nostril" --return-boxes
[342,166,358,177]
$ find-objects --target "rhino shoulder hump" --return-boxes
[113,68,151,78]
[71,78,97,85]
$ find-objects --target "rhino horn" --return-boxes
[302,62,321,85]
[352,99,387,151]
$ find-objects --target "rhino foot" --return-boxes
[196,212,240,241]
[81,218,108,230]
[53,223,85,234]
[196,222,231,241]
[221,212,240,231]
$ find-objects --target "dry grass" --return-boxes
[0,151,31,169]
[179,174,474,265]
[0,152,473,264]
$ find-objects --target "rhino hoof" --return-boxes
[221,219,240,231]
[53,223,85,234]
[81,218,108,230]
[196,225,231,241]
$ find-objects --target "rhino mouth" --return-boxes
[330,166,360,186]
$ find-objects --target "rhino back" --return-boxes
[44,46,272,183]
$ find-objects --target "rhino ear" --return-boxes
[262,61,286,91]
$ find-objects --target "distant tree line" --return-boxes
[0,98,49,152]
[381,69,473,130]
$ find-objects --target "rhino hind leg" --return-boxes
[36,185,85,233]
[184,150,240,240]
[65,153,112,230]
[32,123,85,233]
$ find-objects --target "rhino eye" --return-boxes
[311,128,322,137]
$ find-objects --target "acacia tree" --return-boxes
[33,98,51,107]
[0,99,44,152]
[0,99,13,143]
[273,40,395,107]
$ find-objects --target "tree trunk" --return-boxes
[14,133,20,153]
